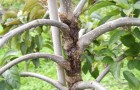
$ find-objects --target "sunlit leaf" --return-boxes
[110,62,122,79]
[5,19,22,26]
[0,80,12,90]
[2,66,20,90]
[2,11,17,23]
[123,71,140,90]
[109,30,125,46]
[88,1,115,15]
[23,0,39,12]
[98,9,120,25]
[114,0,129,9]
[134,1,140,9]
[98,48,115,57]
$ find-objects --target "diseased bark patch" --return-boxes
[59,14,82,89]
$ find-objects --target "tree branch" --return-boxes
[0,19,69,48]
[0,53,70,74]
[79,17,140,50]
[72,81,106,90]
[20,72,68,90]
[59,0,73,19]
[73,0,87,18]
[48,0,66,85]
[96,54,126,82]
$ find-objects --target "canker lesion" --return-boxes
[59,13,82,88]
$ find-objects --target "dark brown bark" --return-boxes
[60,14,82,89]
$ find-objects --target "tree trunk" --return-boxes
[60,14,82,89]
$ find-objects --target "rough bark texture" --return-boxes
[59,14,82,89]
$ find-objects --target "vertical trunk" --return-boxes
[48,0,66,86]
[59,0,83,89]
[59,14,82,89]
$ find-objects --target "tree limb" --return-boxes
[0,53,70,74]
[73,0,87,18]
[0,19,69,48]
[71,81,106,90]
[20,72,68,90]
[79,17,140,50]
[48,0,66,85]
[59,0,73,19]
[96,54,126,82]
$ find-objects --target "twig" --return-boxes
[20,72,68,90]
[72,81,106,90]
[73,0,87,18]
[43,11,49,19]
[0,53,70,74]
[96,54,126,82]
[79,17,140,50]
[0,19,69,48]
[78,29,86,38]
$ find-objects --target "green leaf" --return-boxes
[123,71,140,90]
[1,50,19,66]
[110,62,122,79]
[125,43,140,56]
[2,50,18,59]
[98,9,120,25]
[82,60,91,74]
[109,30,125,46]
[134,1,140,9]
[114,0,129,9]
[121,34,135,47]
[2,66,20,90]
[89,67,99,79]
[127,60,137,70]
[0,80,12,90]
[22,31,32,47]
[88,1,115,15]
[135,60,140,70]
[32,58,40,68]
[102,56,114,64]
[23,0,38,12]
[98,48,115,57]
[98,15,112,25]
[133,27,140,40]
[123,6,133,16]
[2,10,17,23]
[34,35,43,50]
[84,54,94,64]
[20,42,28,55]
[133,9,140,18]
